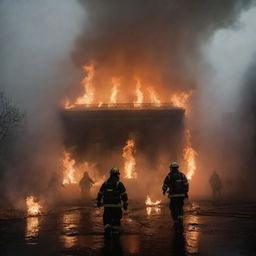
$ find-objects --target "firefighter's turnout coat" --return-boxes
[97,176,128,232]
[162,169,189,223]
[97,176,128,207]
[162,170,189,198]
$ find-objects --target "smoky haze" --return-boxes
[0,0,256,209]
[0,0,85,208]
[72,0,256,199]
[71,0,255,102]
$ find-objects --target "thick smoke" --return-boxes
[195,6,256,198]
[0,0,256,208]
[70,0,256,198]
[0,0,84,208]
[70,0,255,103]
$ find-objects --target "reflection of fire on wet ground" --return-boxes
[26,217,40,240]
[184,202,200,254]
[61,211,81,248]
[145,195,162,216]
[1,201,256,256]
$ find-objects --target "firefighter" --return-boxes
[162,162,189,227]
[79,171,94,201]
[209,171,222,200]
[97,167,128,236]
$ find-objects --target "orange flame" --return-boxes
[147,87,161,107]
[146,206,161,215]
[108,77,121,106]
[75,64,95,105]
[63,151,77,184]
[26,196,42,216]
[170,91,192,111]
[145,195,161,206]
[184,129,197,180]
[64,64,95,108]
[64,100,75,109]
[134,79,144,107]
[122,139,137,179]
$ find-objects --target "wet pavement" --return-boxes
[1,200,256,256]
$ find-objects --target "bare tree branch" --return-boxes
[0,91,25,142]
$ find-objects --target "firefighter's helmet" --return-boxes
[170,162,179,168]
[110,167,120,176]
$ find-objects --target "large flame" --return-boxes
[184,129,197,180]
[170,91,192,112]
[64,66,193,110]
[147,87,161,107]
[122,139,137,179]
[26,196,42,216]
[145,195,161,206]
[109,77,121,106]
[134,78,144,107]
[63,151,77,184]
[65,64,95,108]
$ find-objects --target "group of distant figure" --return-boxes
[79,170,223,202]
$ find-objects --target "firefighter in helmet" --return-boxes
[162,162,189,226]
[97,168,128,236]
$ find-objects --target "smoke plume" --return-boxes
[0,0,256,208]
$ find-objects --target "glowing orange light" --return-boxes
[170,91,192,112]
[109,77,121,106]
[63,151,77,184]
[145,195,161,206]
[134,78,144,107]
[64,100,75,109]
[184,129,197,180]
[64,64,95,109]
[147,87,161,107]
[75,64,95,105]
[26,196,42,216]
[122,139,137,179]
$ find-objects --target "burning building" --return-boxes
[61,104,185,174]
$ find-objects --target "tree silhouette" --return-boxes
[0,92,25,142]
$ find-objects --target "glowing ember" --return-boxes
[26,196,42,216]
[184,129,197,180]
[122,138,137,179]
[145,195,161,206]
[147,87,161,107]
[63,151,77,184]
[134,78,144,107]
[109,77,121,106]
[170,91,192,111]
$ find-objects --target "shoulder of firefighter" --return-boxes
[162,171,189,198]
[97,178,128,208]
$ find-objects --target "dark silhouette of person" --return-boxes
[162,162,189,229]
[97,167,128,236]
[209,171,222,200]
[79,171,94,201]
